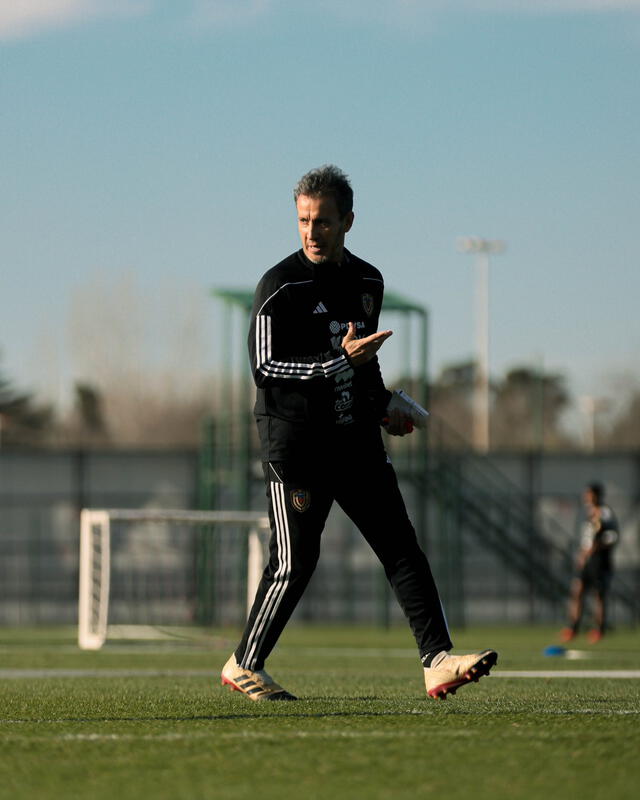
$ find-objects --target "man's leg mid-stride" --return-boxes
[336,454,497,701]
[222,462,332,701]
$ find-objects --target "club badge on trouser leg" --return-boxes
[291,489,310,512]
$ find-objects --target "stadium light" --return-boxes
[457,237,506,452]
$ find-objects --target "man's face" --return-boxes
[296,193,354,264]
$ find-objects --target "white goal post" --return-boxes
[78,508,270,650]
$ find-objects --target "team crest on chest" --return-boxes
[362,293,374,317]
[291,489,310,512]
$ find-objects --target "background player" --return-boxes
[561,482,619,643]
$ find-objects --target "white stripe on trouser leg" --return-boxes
[241,481,291,669]
[248,481,291,662]
[243,481,290,668]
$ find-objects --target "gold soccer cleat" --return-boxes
[424,649,498,700]
[221,655,298,702]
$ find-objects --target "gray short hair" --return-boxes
[293,165,353,218]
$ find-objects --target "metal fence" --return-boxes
[0,447,638,628]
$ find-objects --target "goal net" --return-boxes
[78,508,270,650]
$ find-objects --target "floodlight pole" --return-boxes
[457,237,506,452]
[579,395,609,452]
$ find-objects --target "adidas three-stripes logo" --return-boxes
[313,302,328,314]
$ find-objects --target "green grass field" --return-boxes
[1,624,639,800]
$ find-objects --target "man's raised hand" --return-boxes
[341,321,393,366]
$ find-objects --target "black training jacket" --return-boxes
[248,248,392,462]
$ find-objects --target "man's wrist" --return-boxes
[340,347,356,368]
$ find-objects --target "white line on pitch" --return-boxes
[0,669,213,679]
[2,668,640,679]
[2,713,639,742]
[492,670,640,678]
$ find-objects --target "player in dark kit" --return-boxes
[221,165,497,701]
[560,482,619,644]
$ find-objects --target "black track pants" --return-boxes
[235,455,453,671]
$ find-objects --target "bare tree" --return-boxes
[63,273,215,447]
[603,372,640,448]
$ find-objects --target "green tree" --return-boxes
[426,361,575,451]
[491,367,572,450]
[607,392,640,448]
[429,360,477,445]
[0,358,52,446]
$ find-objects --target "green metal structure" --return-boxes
[198,288,639,629]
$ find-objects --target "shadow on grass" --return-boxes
[4,701,455,724]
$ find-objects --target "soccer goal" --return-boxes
[78,508,270,650]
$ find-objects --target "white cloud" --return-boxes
[2,0,639,41]
[265,0,640,36]
[475,0,640,12]
[190,0,274,28]
[0,0,150,41]
[327,0,640,18]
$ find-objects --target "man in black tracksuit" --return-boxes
[221,165,497,701]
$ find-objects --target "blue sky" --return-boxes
[2,1,639,427]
